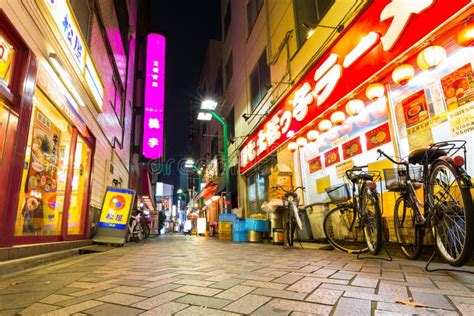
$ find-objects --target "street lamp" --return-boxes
[184,158,202,192]
[197,99,231,213]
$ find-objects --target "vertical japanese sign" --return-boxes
[142,34,166,159]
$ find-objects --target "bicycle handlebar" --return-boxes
[377,149,407,166]
[272,185,305,193]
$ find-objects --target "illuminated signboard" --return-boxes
[42,0,86,70]
[239,0,471,174]
[142,34,166,159]
[40,0,104,112]
[98,187,135,229]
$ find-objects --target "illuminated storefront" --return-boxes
[239,1,473,233]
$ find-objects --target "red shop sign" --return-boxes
[239,0,472,174]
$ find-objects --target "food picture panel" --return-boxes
[440,63,474,111]
[342,137,362,160]
[402,90,429,128]
[366,122,392,151]
[308,156,322,173]
[324,147,341,167]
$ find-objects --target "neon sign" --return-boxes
[239,0,471,174]
[142,34,166,159]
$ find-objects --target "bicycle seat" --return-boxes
[348,173,373,183]
[386,181,422,192]
[408,147,447,165]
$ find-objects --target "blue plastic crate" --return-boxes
[233,220,247,232]
[233,231,248,242]
[219,213,237,222]
[245,218,269,233]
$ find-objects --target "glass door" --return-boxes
[66,135,92,236]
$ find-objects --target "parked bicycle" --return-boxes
[273,185,305,247]
[323,166,382,255]
[127,211,144,243]
[378,141,473,266]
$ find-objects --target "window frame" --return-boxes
[224,51,233,90]
[247,0,264,38]
[249,49,270,111]
[293,0,335,48]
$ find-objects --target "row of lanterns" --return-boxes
[286,18,474,154]
[287,81,386,152]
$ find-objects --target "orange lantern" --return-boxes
[345,99,364,116]
[416,45,446,70]
[307,130,319,142]
[392,64,414,85]
[288,142,298,152]
[456,19,474,47]
[318,119,332,132]
[365,83,385,100]
[296,137,308,147]
[330,111,346,125]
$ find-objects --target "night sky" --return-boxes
[150,0,221,185]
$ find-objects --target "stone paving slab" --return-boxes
[0,235,472,316]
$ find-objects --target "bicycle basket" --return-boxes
[383,166,422,191]
[325,184,351,203]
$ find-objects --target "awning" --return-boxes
[141,169,156,211]
[193,184,217,203]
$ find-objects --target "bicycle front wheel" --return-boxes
[361,185,382,255]
[394,195,423,260]
[429,160,473,267]
[323,205,367,253]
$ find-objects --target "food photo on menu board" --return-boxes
[365,122,392,151]
[440,63,474,111]
[342,137,363,160]
[402,89,429,128]
[324,147,341,167]
[21,110,61,233]
[308,156,322,174]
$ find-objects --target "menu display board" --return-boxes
[21,109,62,233]
[441,63,474,111]
[98,187,135,229]
[402,90,429,128]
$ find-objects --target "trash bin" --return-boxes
[306,202,330,241]
[269,206,284,240]
[296,209,314,241]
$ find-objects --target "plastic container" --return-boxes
[233,231,248,242]
[272,228,284,245]
[233,220,246,232]
[245,218,270,232]
[296,209,314,241]
[248,230,263,243]
[219,213,237,222]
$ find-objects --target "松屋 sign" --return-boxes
[40,0,104,112]
[142,34,166,159]
[239,0,471,174]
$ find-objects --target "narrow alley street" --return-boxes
[1,236,473,315]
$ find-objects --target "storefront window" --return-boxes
[247,171,269,214]
[0,100,12,164]
[15,91,72,236]
[0,34,15,88]
[67,136,91,235]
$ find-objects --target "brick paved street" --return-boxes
[1,235,473,315]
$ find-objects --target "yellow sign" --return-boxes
[368,159,393,181]
[98,188,135,229]
[336,159,354,178]
[449,102,474,137]
[316,175,331,194]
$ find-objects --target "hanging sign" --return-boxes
[239,0,471,174]
[142,34,166,159]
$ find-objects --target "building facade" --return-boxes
[0,0,139,250]
[194,0,473,242]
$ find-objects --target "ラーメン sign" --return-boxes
[142,34,166,159]
[239,0,472,174]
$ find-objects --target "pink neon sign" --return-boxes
[142,34,166,159]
